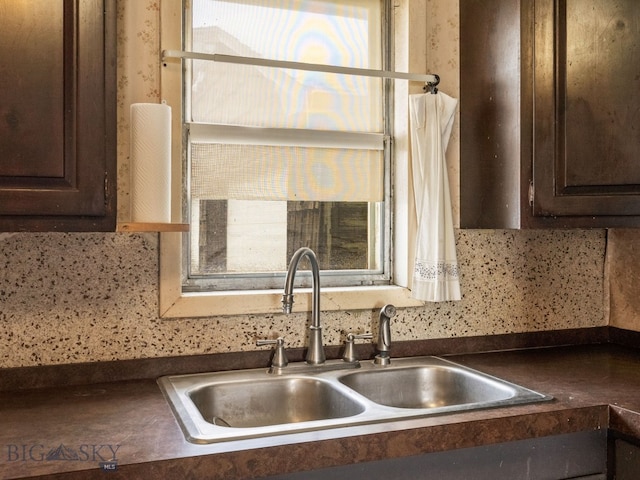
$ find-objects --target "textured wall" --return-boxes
[0,0,608,368]
[0,228,605,368]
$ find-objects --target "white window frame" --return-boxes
[158,0,425,317]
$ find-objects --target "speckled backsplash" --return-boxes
[0,229,606,368]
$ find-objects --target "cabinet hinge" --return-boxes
[528,180,534,206]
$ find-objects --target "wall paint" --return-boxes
[0,1,609,369]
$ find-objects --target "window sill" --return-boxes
[160,284,423,318]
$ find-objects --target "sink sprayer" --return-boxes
[374,304,397,366]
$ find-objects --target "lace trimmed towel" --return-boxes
[409,91,461,302]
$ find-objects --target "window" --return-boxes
[182,0,391,292]
[159,0,423,316]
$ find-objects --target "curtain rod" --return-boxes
[162,50,440,87]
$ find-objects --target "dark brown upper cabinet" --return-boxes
[0,0,116,232]
[460,0,640,228]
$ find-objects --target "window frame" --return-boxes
[158,0,424,318]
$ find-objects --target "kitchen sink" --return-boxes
[158,356,551,444]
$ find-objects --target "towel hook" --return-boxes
[424,74,440,94]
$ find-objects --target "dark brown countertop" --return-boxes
[2,343,640,479]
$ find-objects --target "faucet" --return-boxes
[374,304,397,365]
[282,247,325,365]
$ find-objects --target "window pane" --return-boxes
[190,0,382,131]
[192,0,381,67]
[189,200,381,276]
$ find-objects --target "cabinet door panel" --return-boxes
[0,1,65,178]
[0,0,115,231]
[534,0,640,216]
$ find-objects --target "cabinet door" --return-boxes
[533,0,640,217]
[0,0,116,231]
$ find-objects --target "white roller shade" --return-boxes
[190,143,384,202]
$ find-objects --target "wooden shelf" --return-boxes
[116,223,189,233]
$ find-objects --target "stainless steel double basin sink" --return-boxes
[158,356,551,444]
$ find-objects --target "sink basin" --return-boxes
[158,367,369,443]
[158,356,551,444]
[338,364,516,409]
[189,377,364,428]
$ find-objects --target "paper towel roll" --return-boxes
[130,103,172,223]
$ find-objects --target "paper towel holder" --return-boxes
[124,102,189,233]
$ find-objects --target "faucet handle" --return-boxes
[257,337,289,368]
[342,332,373,363]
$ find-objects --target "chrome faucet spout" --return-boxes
[375,304,397,366]
[282,247,325,365]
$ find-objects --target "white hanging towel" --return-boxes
[409,91,461,302]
